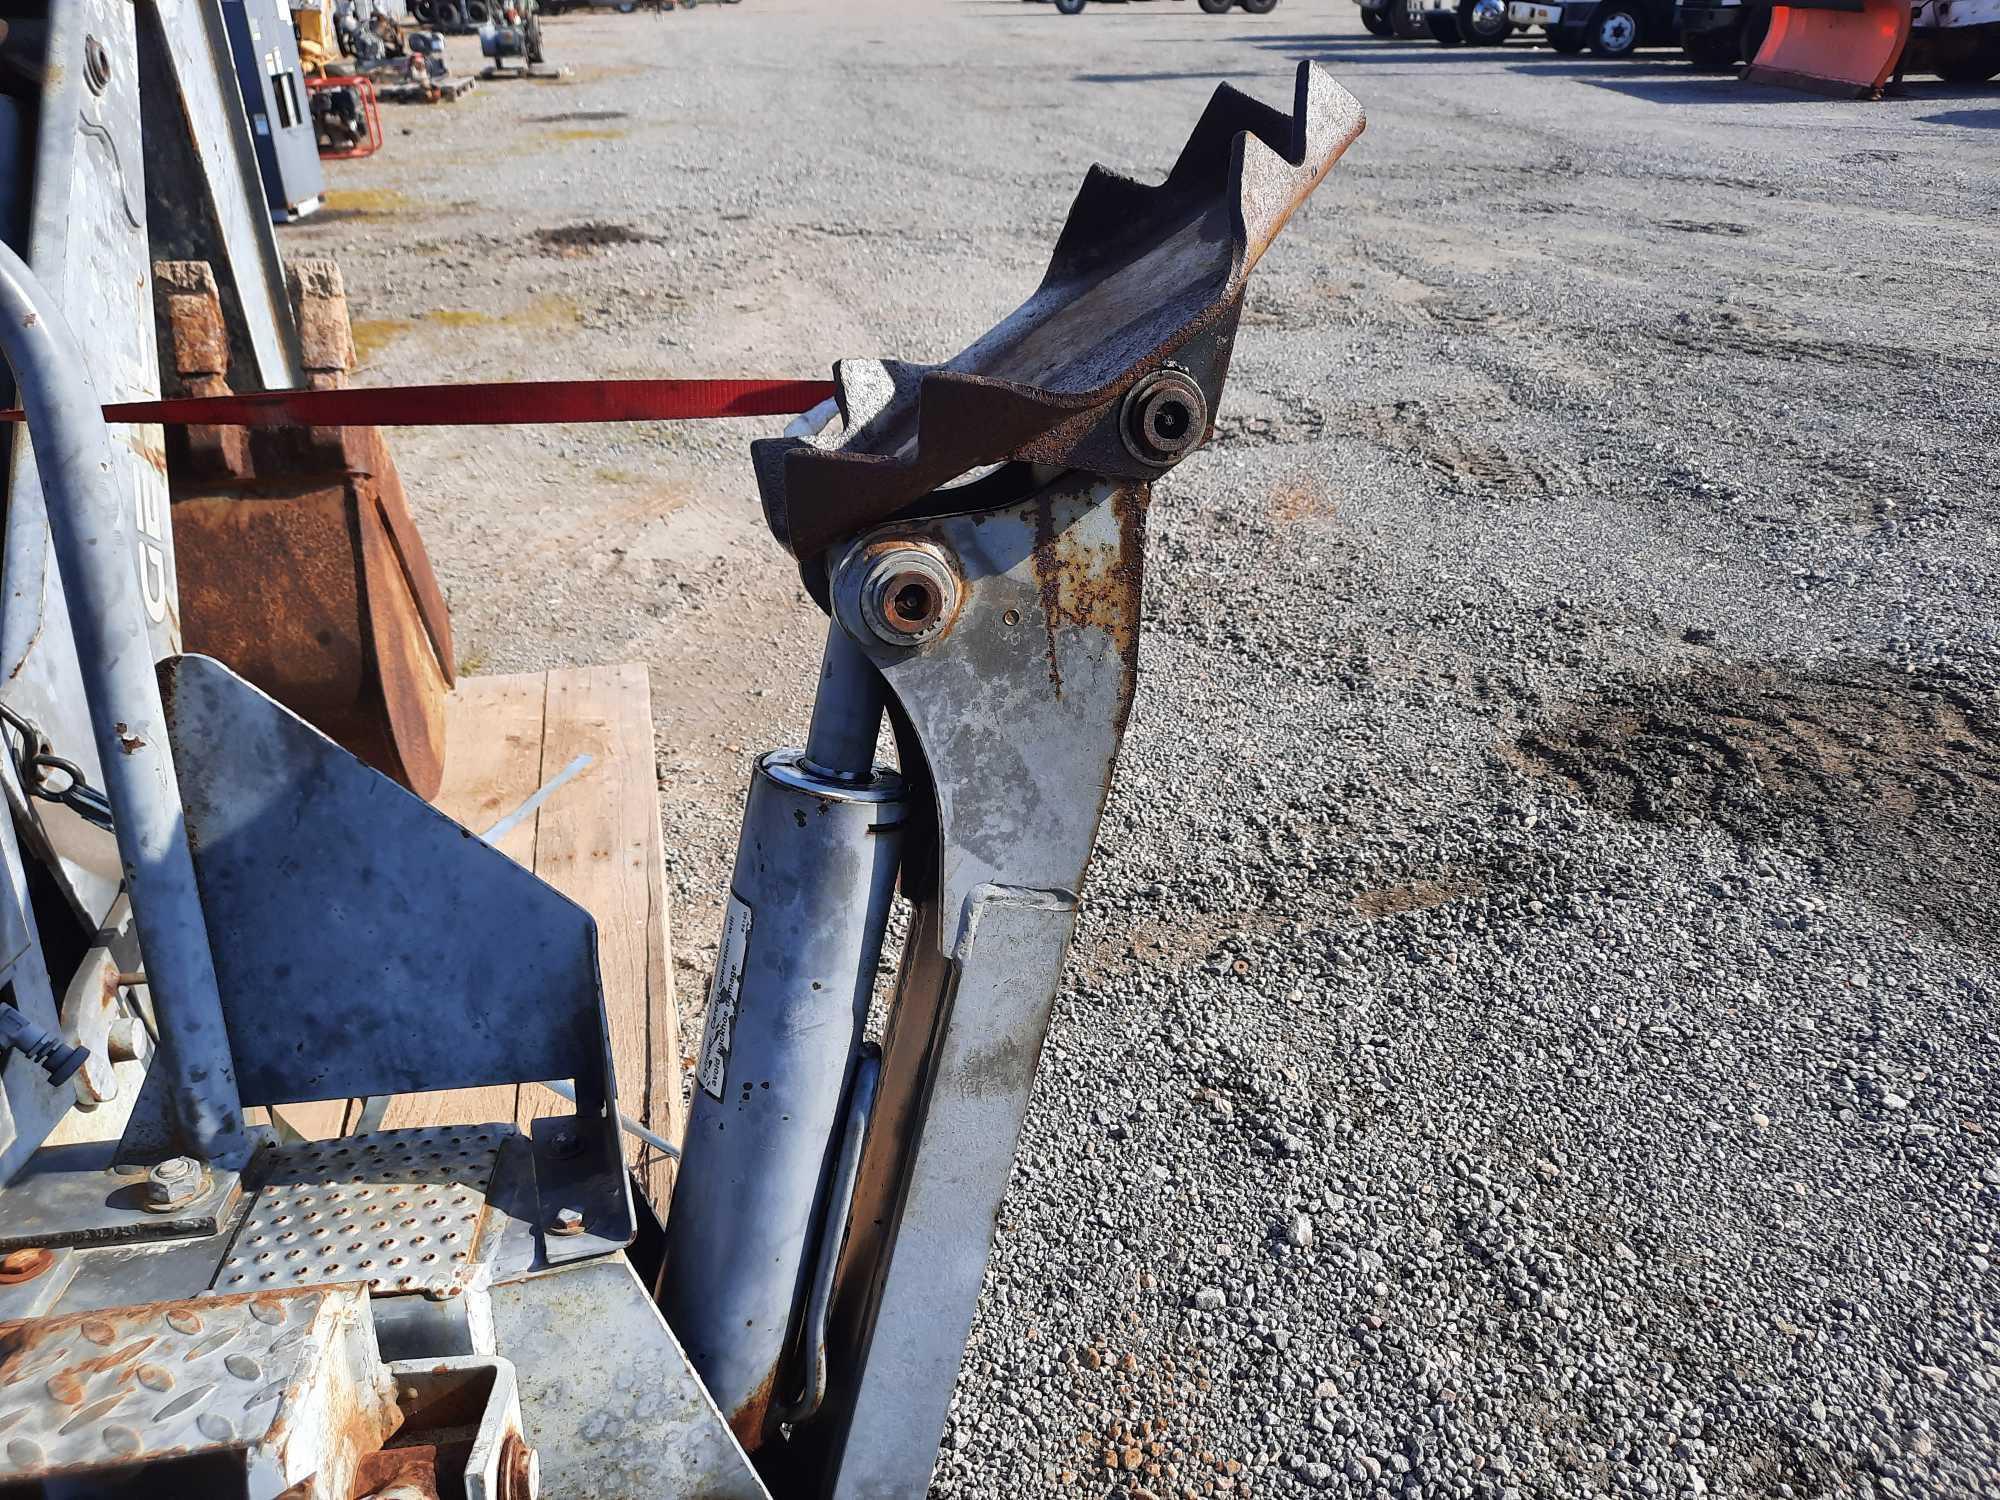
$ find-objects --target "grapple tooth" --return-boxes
[754,61,1365,572]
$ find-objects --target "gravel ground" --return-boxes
[299,5,1998,1496]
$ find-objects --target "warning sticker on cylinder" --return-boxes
[698,894,754,1100]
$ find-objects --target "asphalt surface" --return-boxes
[302,5,1999,1495]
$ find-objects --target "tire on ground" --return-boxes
[1590,2,1640,53]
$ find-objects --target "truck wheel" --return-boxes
[1682,29,1736,67]
[1198,0,1234,11]
[1057,0,1087,11]
[1389,0,1428,35]
[1361,6,1393,32]
[1457,0,1510,41]
[432,0,466,28]
[1590,2,1640,53]
[1239,0,1279,11]
[1548,25,1586,49]
[1427,13,1465,41]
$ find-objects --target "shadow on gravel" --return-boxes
[1504,58,1719,77]
[1578,75,1821,102]
[1241,37,1561,62]
[1073,69,1249,83]
[1506,660,2000,949]
[1922,107,2000,129]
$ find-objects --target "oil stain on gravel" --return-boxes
[532,221,663,257]
[1509,660,2000,947]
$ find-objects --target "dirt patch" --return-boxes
[1656,309,1928,375]
[350,318,413,364]
[1351,399,1566,499]
[524,110,630,124]
[533,221,663,256]
[1266,476,1337,524]
[1210,394,1327,451]
[418,295,581,332]
[1656,219,1755,237]
[309,188,412,223]
[1507,661,2000,945]
[1353,878,1481,920]
[542,127,629,144]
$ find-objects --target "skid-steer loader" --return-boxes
[0,6,1364,1492]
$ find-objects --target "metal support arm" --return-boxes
[0,241,250,1166]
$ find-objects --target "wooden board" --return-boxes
[354,666,683,1208]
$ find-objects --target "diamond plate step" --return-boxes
[215,1126,506,1299]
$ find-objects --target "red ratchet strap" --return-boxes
[0,377,836,428]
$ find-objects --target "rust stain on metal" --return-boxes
[730,1361,778,1454]
[0,1248,53,1284]
[1026,485,1148,723]
[257,1299,402,1499]
[350,1441,439,1499]
[1030,495,1065,697]
[113,723,144,754]
[499,1430,537,1500]
[161,254,455,799]
[173,476,448,798]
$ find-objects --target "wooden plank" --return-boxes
[376,672,548,1136]
[520,666,680,1218]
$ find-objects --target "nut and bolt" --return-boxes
[1120,369,1208,467]
[143,1155,207,1212]
[846,541,960,648]
[548,1207,585,1237]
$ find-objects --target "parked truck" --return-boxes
[1506,0,1678,51]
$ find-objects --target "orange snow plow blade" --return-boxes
[1744,0,1912,96]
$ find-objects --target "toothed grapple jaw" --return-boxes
[752,62,1365,579]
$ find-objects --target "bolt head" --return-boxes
[143,1156,206,1210]
[841,540,960,648]
[1121,369,1208,467]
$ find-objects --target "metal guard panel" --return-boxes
[159,654,606,1107]
[754,62,1364,563]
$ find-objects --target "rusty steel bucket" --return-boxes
[160,259,455,799]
